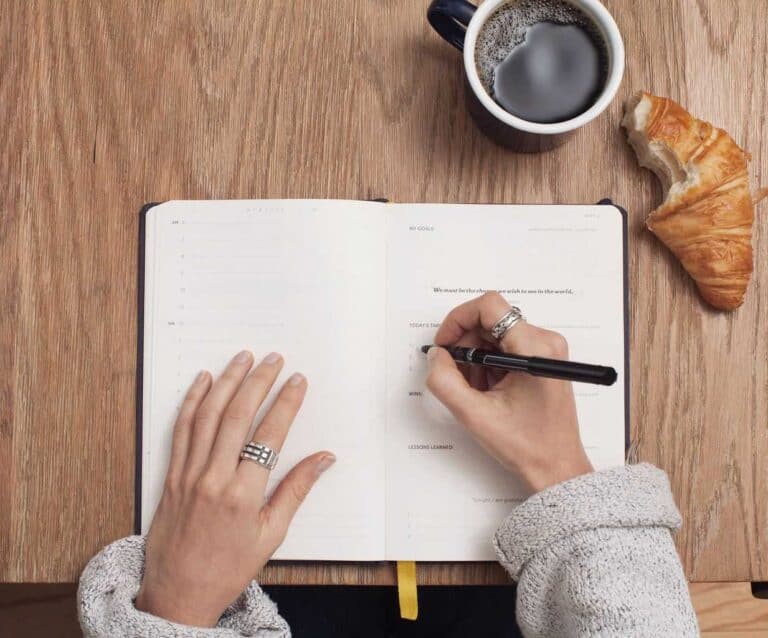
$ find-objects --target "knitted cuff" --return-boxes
[78,535,289,637]
[493,463,682,580]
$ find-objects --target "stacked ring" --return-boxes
[240,442,279,470]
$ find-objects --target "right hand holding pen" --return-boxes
[426,292,593,493]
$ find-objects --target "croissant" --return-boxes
[622,91,765,311]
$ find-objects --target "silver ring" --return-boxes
[240,442,278,470]
[490,306,524,341]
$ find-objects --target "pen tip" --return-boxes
[420,345,432,354]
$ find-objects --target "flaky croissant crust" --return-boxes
[623,91,763,311]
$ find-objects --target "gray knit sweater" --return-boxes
[78,463,699,636]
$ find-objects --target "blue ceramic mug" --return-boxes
[427,0,624,152]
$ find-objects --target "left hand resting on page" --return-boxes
[135,350,335,627]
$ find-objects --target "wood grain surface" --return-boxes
[1,0,767,584]
[692,582,768,634]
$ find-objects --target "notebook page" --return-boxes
[142,199,387,560]
[384,204,626,560]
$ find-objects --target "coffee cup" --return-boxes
[427,0,624,152]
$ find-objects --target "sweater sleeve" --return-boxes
[494,463,699,637]
[77,536,290,637]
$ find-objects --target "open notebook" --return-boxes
[138,199,627,561]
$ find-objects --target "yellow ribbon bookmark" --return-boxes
[396,560,418,620]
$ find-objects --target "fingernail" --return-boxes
[316,454,336,476]
[263,352,282,365]
[287,372,304,386]
[426,346,439,365]
[234,350,252,363]
[195,370,208,384]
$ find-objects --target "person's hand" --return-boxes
[135,350,335,627]
[426,292,593,493]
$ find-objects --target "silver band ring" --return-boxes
[240,442,278,470]
[490,306,524,341]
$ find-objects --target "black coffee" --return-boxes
[475,0,608,124]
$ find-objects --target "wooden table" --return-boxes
[2,0,767,588]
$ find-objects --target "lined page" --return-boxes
[384,204,626,560]
[142,200,387,560]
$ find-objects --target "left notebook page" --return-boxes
[141,200,387,560]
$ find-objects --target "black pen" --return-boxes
[421,345,617,386]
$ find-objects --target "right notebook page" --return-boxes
[384,204,626,561]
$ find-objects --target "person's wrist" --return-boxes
[522,450,594,493]
[135,584,220,628]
